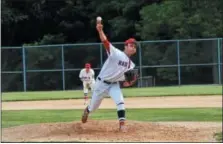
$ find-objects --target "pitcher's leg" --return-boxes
[88,90,104,112]
[82,81,106,123]
[108,83,126,131]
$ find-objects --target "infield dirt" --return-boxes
[2,96,222,142]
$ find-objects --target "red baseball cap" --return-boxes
[125,38,137,45]
[85,63,91,68]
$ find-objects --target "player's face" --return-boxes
[86,68,90,72]
[125,43,136,56]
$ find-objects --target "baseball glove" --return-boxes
[123,69,138,87]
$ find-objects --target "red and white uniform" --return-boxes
[98,42,135,82]
[88,40,135,121]
[79,68,95,93]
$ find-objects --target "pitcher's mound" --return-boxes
[2,120,222,142]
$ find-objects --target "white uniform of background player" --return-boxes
[81,16,137,132]
[79,63,95,105]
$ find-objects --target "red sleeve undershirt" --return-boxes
[102,40,110,54]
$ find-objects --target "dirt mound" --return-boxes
[2,120,222,142]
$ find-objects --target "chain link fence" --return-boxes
[1,38,222,92]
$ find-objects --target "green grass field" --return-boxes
[2,108,222,128]
[2,85,222,142]
[214,132,223,142]
[2,85,222,101]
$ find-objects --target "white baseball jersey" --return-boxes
[79,69,95,82]
[98,43,135,82]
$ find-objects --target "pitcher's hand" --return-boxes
[96,23,103,32]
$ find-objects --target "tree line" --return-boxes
[2,0,223,91]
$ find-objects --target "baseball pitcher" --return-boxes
[81,16,138,132]
[79,63,95,105]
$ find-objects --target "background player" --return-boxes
[81,17,138,132]
[79,63,95,105]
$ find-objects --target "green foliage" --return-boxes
[137,0,223,40]
[136,0,223,82]
[1,0,223,91]
[2,108,222,128]
[1,0,28,25]
[14,34,65,91]
[214,132,223,142]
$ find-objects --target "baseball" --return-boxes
[96,16,102,22]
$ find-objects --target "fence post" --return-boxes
[138,42,143,87]
[22,46,27,91]
[217,38,222,84]
[61,45,65,90]
[177,40,181,85]
[100,43,103,67]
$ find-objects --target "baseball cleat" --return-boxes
[119,120,127,132]
[81,106,89,123]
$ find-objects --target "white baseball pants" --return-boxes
[88,79,125,113]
